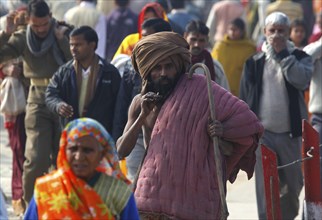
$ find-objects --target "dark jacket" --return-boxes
[105,7,138,62]
[46,57,121,133]
[240,49,313,137]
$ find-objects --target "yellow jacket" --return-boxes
[212,35,255,96]
[113,2,168,60]
[113,33,140,59]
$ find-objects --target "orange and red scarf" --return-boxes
[34,118,129,219]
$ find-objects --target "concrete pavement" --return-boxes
[0,116,18,219]
[0,116,304,220]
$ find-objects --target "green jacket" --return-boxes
[0,25,72,103]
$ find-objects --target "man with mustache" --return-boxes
[240,12,313,219]
[184,20,230,91]
[0,0,72,206]
[112,18,173,182]
[117,31,263,219]
[46,26,121,137]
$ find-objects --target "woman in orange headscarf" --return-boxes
[113,2,168,58]
[24,118,139,220]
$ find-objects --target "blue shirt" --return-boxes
[24,194,139,220]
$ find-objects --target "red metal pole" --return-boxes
[261,144,282,220]
[302,120,321,201]
[302,120,322,219]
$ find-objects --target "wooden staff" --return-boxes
[188,63,229,220]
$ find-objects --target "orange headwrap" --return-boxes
[138,2,169,37]
[131,31,191,94]
[34,118,130,219]
[113,2,169,58]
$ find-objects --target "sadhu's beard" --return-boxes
[146,75,179,103]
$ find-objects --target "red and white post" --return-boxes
[302,120,322,219]
[261,144,282,220]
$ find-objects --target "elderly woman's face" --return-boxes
[66,135,104,181]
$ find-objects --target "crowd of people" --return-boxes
[0,0,321,219]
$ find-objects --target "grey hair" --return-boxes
[265,12,290,27]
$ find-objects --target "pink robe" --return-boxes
[135,74,263,219]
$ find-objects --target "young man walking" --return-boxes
[46,26,121,134]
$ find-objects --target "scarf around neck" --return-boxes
[26,18,65,66]
[261,40,295,60]
[34,118,130,219]
[74,55,100,116]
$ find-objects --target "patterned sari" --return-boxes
[34,118,130,219]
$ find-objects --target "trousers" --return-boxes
[126,134,145,182]
[7,113,26,200]
[23,103,60,203]
[255,130,303,220]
